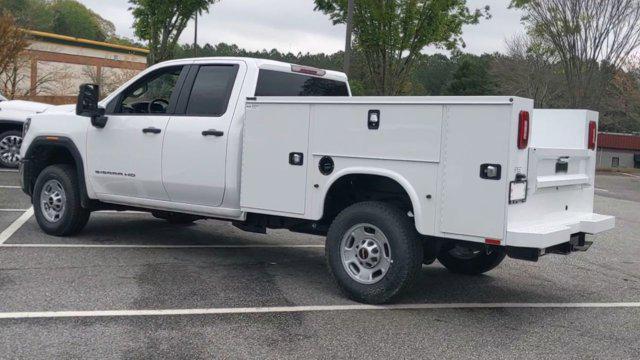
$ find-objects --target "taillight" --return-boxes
[588,121,597,150]
[518,111,530,149]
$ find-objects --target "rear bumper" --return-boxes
[507,212,615,249]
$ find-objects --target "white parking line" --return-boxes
[0,209,30,212]
[0,302,638,320]
[0,169,18,173]
[0,208,34,244]
[620,172,640,179]
[595,188,610,192]
[0,243,324,249]
[0,185,21,189]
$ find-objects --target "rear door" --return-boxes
[162,61,244,207]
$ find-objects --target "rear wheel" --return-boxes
[326,201,423,304]
[33,164,90,236]
[0,131,22,168]
[437,243,506,275]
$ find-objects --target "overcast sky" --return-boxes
[79,0,525,55]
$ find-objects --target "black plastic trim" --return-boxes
[22,136,91,208]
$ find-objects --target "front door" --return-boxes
[162,63,243,207]
[87,65,187,201]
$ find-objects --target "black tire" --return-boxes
[0,130,22,168]
[325,201,423,304]
[437,243,506,275]
[152,211,201,224]
[32,164,90,236]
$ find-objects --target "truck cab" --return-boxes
[19,57,614,304]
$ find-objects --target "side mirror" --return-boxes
[76,84,107,128]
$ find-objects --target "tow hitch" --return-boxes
[507,233,592,262]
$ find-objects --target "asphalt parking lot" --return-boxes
[0,169,639,359]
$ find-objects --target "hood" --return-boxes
[43,104,76,114]
[0,99,51,113]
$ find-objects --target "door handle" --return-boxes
[202,129,224,137]
[142,127,161,134]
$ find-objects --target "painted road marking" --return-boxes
[595,188,610,192]
[0,186,21,189]
[0,169,18,173]
[0,209,31,212]
[0,208,34,245]
[0,302,639,320]
[0,243,324,249]
[621,172,640,179]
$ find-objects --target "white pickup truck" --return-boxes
[20,57,614,303]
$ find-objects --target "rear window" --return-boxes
[255,69,349,96]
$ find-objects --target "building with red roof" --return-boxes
[596,132,640,169]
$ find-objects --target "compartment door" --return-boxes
[439,105,511,239]
[241,103,310,215]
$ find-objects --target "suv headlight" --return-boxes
[22,117,31,138]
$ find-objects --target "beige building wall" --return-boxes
[2,32,147,105]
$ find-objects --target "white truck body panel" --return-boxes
[241,99,614,247]
[20,57,613,251]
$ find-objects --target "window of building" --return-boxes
[612,157,620,168]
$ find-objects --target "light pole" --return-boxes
[193,12,198,57]
[344,0,354,76]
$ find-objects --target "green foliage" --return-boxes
[129,0,219,64]
[446,53,497,95]
[314,0,488,95]
[50,0,110,41]
[0,0,119,43]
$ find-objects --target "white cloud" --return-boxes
[79,0,524,55]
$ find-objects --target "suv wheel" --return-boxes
[33,164,90,236]
[0,131,22,168]
[326,201,423,304]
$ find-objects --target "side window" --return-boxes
[255,69,349,96]
[185,65,239,116]
[115,66,183,115]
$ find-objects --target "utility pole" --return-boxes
[193,13,198,57]
[344,0,354,76]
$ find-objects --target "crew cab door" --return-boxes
[87,65,188,201]
[162,61,244,207]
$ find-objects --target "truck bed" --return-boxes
[240,97,613,249]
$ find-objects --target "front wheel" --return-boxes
[32,164,90,236]
[437,243,506,275]
[0,131,22,168]
[325,201,423,304]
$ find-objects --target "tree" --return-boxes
[50,0,114,41]
[446,53,497,95]
[314,0,488,95]
[0,0,53,32]
[0,12,28,96]
[129,0,220,64]
[491,34,563,107]
[511,0,640,108]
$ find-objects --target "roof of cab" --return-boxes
[155,57,348,82]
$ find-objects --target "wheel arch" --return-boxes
[23,136,90,208]
[318,167,423,231]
